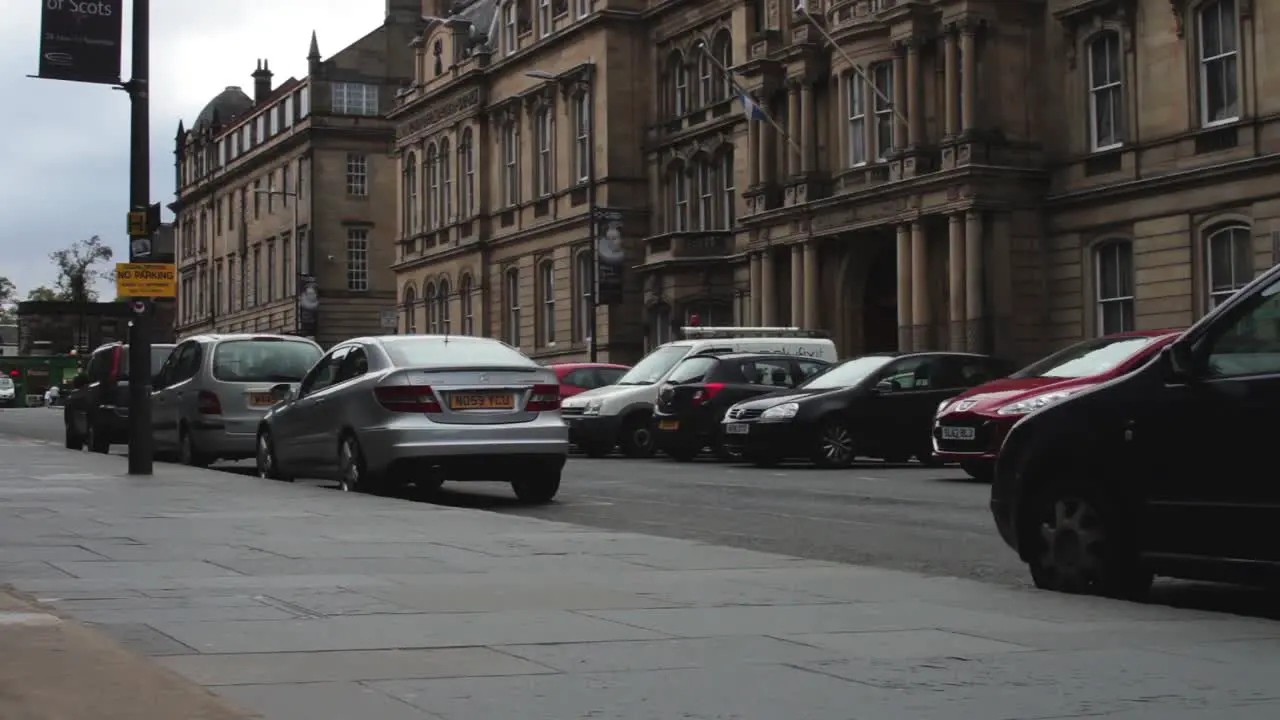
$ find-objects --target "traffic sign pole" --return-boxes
[125,0,152,476]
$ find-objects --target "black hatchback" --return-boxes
[652,352,831,461]
[721,352,1013,468]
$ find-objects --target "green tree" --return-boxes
[0,276,14,324]
[26,286,59,301]
[51,235,114,303]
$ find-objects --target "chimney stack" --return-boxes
[252,59,273,103]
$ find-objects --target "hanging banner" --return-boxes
[297,275,319,337]
[38,0,125,85]
[596,210,625,306]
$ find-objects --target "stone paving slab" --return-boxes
[0,437,1279,719]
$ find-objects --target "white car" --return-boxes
[0,375,15,407]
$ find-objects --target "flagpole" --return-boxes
[693,40,801,155]
[795,4,908,129]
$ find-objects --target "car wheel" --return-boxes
[619,417,655,459]
[338,434,382,493]
[811,420,855,468]
[960,459,993,482]
[256,430,292,482]
[512,468,561,504]
[86,423,110,454]
[64,422,83,450]
[179,428,211,468]
[1024,483,1152,599]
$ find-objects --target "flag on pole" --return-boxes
[794,0,808,14]
[741,92,769,122]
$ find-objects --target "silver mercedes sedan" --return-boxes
[254,335,568,502]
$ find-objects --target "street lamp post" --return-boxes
[527,63,599,361]
[255,186,302,333]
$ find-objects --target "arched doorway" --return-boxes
[862,244,898,352]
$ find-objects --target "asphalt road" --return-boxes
[0,407,1025,586]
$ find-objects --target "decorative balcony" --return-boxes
[640,231,734,268]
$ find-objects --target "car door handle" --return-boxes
[313,398,326,405]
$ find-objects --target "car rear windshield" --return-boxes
[1011,336,1157,379]
[665,357,719,384]
[382,337,534,367]
[616,345,691,385]
[213,339,321,383]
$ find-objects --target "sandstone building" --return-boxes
[170,1,423,346]
[392,0,1280,363]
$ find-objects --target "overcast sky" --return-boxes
[0,0,384,300]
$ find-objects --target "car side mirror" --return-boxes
[1161,342,1195,381]
[72,373,88,389]
[270,383,294,402]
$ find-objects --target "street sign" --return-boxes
[116,263,176,298]
[380,308,399,330]
[127,210,148,237]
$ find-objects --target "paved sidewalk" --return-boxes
[0,437,1277,719]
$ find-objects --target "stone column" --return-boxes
[757,100,772,184]
[910,221,930,349]
[965,210,985,350]
[800,82,815,174]
[896,224,912,351]
[761,248,776,326]
[786,80,801,176]
[944,29,959,138]
[905,37,922,148]
[961,24,977,133]
[803,240,819,329]
[747,119,761,186]
[749,252,763,325]
[948,214,966,350]
[892,48,907,151]
[790,244,804,326]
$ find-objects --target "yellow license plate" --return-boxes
[449,393,515,410]
[249,393,276,407]
[658,420,679,430]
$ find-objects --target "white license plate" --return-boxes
[940,426,976,441]
[724,423,749,435]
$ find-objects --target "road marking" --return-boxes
[0,613,60,626]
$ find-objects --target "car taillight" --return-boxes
[375,385,442,413]
[196,390,222,414]
[526,384,560,412]
[109,346,122,379]
[692,383,725,404]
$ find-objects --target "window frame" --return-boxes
[573,94,590,183]
[502,1,517,55]
[1197,0,1241,128]
[871,62,894,161]
[1094,240,1135,336]
[403,285,418,334]
[404,151,418,233]
[345,153,368,196]
[720,152,735,229]
[673,167,689,231]
[697,162,715,230]
[438,278,452,334]
[425,143,440,229]
[440,138,453,223]
[1205,224,1253,311]
[346,228,370,292]
[846,73,867,167]
[460,274,475,335]
[425,281,439,334]
[574,250,594,343]
[670,52,688,116]
[460,129,475,216]
[1087,31,1124,152]
[538,0,551,37]
[539,259,556,346]
[535,107,553,197]
[505,267,521,346]
[502,123,519,207]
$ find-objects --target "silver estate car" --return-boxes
[255,335,569,502]
[151,334,323,466]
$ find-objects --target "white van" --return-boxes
[561,327,837,457]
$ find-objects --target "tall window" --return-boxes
[250,246,260,306]
[574,250,593,342]
[697,162,715,230]
[460,274,475,335]
[425,282,439,333]
[426,144,440,228]
[576,0,589,18]
[266,240,276,301]
[506,268,521,346]
[572,95,590,184]
[535,108,553,197]
[1206,224,1253,309]
[720,152,735,229]
[403,286,417,334]
[871,62,894,160]
[1088,32,1123,151]
[502,1,517,55]
[346,153,368,196]
[539,260,556,345]
[346,228,370,291]
[331,82,379,116]
[669,52,688,116]
[282,231,292,296]
[404,152,418,233]
[697,47,714,106]
[713,33,733,101]
[440,138,453,222]
[1095,240,1134,335]
[502,123,519,207]
[672,167,689,231]
[847,74,867,166]
[214,262,224,314]
[438,278,452,333]
[1198,0,1239,127]
[460,129,475,216]
[538,0,551,37]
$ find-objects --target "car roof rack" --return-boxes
[679,326,830,340]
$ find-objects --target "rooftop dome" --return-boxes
[193,86,253,129]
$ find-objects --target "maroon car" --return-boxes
[933,330,1182,481]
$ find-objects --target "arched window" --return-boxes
[501,0,517,56]
[1087,31,1123,151]
[438,277,452,333]
[697,44,714,106]
[403,152,418,234]
[574,250,594,343]
[402,285,417,334]
[720,151,735,229]
[459,273,475,335]
[439,138,453,223]
[502,122,519,207]
[1206,224,1253,309]
[712,31,733,102]
[538,258,556,346]
[505,267,521,346]
[425,143,439,229]
[459,128,475,217]
[668,51,687,116]
[1197,0,1240,127]
[696,160,715,230]
[425,281,439,334]
[670,163,689,231]
[1094,240,1134,335]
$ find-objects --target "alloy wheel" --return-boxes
[339,438,359,492]
[257,434,274,479]
[1036,496,1106,592]
[819,424,853,465]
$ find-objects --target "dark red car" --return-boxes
[548,363,630,400]
[933,330,1182,481]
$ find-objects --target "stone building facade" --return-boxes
[169,1,422,347]
[393,0,1280,364]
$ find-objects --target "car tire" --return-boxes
[338,433,384,494]
[619,417,655,459]
[960,459,993,482]
[86,422,110,454]
[512,468,561,504]
[811,420,855,469]
[1023,481,1152,600]
[256,429,292,482]
[179,427,211,468]
[65,422,83,450]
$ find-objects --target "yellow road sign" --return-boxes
[116,263,177,298]
[127,210,149,237]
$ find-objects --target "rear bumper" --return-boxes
[360,421,568,475]
[190,423,257,460]
[652,409,717,449]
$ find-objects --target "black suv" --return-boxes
[64,342,176,452]
[652,352,831,461]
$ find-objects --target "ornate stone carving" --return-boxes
[397,87,482,138]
